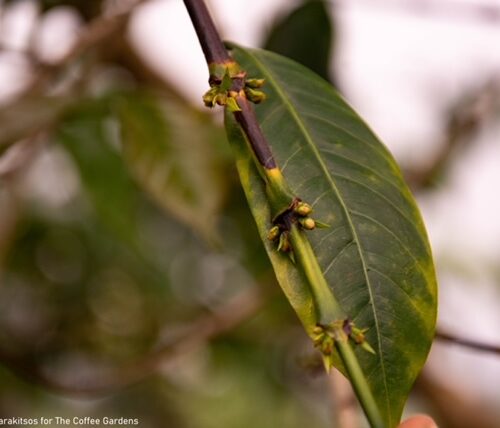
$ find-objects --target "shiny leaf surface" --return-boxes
[226,45,437,426]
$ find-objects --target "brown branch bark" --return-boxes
[0,0,150,152]
[435,329,500,355]
[181,0,278,171]
[405,79,500,189]
[10,0,149,103]
[183,0,230,64]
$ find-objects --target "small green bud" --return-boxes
[322,338,334,355]
[312,325,324,335]
[351,326,367,344]
[313,335,323,346]
[295,202,312,216]
[246,78,265,88]
[202,87,217,107]
[244,87,266,104]
[299,217,316,230]
[214,93,227,106]
[267,226,280,241]
[226,97,241,112]
[278,232,291,252]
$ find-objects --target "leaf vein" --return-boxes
[246,49,392,422]
[300,111,389,159]
[323,240,355,275]
[331,171,423,244]
[350,209,427,275]
[368,267,425,317]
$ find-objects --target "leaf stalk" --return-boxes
[288,225,384,428]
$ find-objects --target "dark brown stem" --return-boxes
[436,329,500,354]
[182,0,277,171]
[13,0,147,103]
[183,0,231,64]
[234,95,277,169]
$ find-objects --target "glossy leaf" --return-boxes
[226,45,437,426]
[115,92,228,243]
[263,0,334,82]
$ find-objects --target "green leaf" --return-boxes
[57,99,141,245]
[225,45,437,427]
[114,92,228,243]
[263,0,334,82]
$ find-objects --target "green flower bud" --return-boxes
[313,335,323,346]
[322,337,334,355]
[295,202,312,216]
[351,326,368,344]
[246,78,265,88]
[267,226,280,241]
[244,87,266,104]
[202,87,217,107]
[226,97,241,112]
[299,217,316,230]
[278,232,291,252]
[312,325,324,335]
[215,93,227,106]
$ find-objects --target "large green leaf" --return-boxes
[225,45,437,426]
[115,92,228,243]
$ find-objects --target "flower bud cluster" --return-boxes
[202,62,266,111]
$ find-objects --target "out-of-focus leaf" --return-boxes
[0,96,73,152]
[263,0,334,82]
[115,92,228,243]
[57,99,141,245]
[226,45,437,426]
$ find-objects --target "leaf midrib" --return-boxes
[243,48,391,423]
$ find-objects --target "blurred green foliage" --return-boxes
[263,0,335,83]
[0,84,333,424]
[0,0,341,422]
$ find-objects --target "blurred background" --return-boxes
[0,0,499,427]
